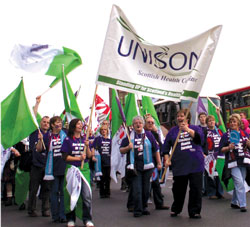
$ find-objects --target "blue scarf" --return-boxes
[127,129,154,171]
[94,150,102,177]
[44,130,67,180]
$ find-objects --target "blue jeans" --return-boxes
[50,175,66,221]
[132,168,153,215]
[231,167,247,207]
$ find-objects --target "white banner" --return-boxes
[96,5,222,101]
[110,125,126,183]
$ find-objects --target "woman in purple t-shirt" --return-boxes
[92,124,111,198]
[219,113,250,212]
[163,109,204,219]
[61,119,94,227]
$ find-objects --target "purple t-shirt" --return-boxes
[61,136,88,167]
[162,125,204,176]
[120,130,159,171]
[219,129,250,168]
[92,136,111,167]
[50,133,66,176]
[206,128,223,158]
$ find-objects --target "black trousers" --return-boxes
[28,165,52,213]
[171,171,203,217]
[152,175,164,208]
[99,166,111,196]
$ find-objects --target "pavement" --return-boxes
[2,172,250,227]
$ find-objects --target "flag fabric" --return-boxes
[124,93,140,126]
[110,89,126,183]
[10,44,82,87]
[141,95,164,143]
[96,5,222,101]
[95,94,111,125]
[1,79,38,149]
[61,68,83,122]
[64,164,91,219]
[60,87,81,124]
[216,156,234,192]
[207,98,226,132]
[141,96,160,126]
[14,168,30,205]
[207,98,232,192]
[197,97,208,115]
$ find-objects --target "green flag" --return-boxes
[124,93,140,126]
[1,79,38,149]
[10,44,82,88]
[216,156,234,192]
[111,89,123,138]
[61,67,83,122]
[48,47,82,88]
[141,96,160,127]
[207,98,234,191]
[207,98,226,132]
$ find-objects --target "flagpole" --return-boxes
[40,87,51,96]
[62,64,73,121]
[207,96,217,108]
[81,84,98,169]
[160,101,193,183]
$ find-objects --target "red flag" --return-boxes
[95,94,111,124]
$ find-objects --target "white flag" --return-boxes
[96,5,222,101]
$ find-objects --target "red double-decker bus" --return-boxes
[217,86,250,124]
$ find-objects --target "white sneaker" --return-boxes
[147,198,153,204]
[85,220,95,227]
[67,221,75,227]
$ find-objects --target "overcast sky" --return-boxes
[1,0,249,118]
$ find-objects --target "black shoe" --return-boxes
[28,211,38,217]
[134,213,142,217]
[142,210,150,215]
[156,205,170,210]
[170,212,178,217]
[52,219,60,223]
[231,203,240,209]
[42,211,50,217]
[240,207,247,212]
[189,214,201,219]
[5,198,12,206]
[19,203,26,210]
[60,218,68,223]
[128,207,134,213]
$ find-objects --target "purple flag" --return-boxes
[115,96,126,123]
[197,97,207,115]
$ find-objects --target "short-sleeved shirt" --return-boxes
[219,129,250,168]
[61,136,88,167]
[162,125,204,176]
[206,128,223,157]
[49,132,66,176]
[120,130,159,171]
[92,136,111,167]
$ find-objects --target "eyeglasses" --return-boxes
[146,121,154,124]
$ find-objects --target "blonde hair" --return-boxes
[206,115,215,125]
[229,113,242,127]
[100,124,109,135]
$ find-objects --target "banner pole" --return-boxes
[160,101,193,183]
[81,84,98,169]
